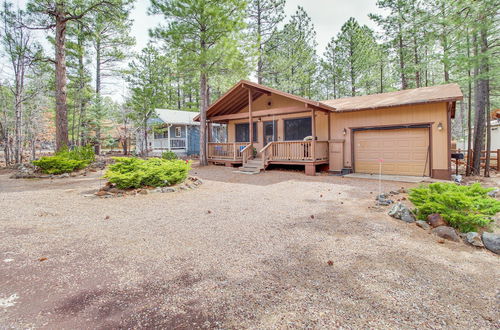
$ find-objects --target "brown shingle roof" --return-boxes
[322,83,463,112]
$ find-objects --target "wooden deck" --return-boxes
[208,141,329,174]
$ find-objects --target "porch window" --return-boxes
[235,122,257,142]
[284,117,312,141]
[154,129,168,139]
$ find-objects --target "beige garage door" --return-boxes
[354,128,430,176]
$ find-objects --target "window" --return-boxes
[154,129,168,139]
[284,117,312,141]
[235,122,258,142]
[175,126,182,137]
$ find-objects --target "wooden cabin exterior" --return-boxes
[197,80,463,180]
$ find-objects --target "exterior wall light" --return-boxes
[437,122,443,131]
[343,128,347,135]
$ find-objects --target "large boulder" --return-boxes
[427,213,447,228]
[465,232,484,247]
[482,232,500,255]
[431,226,460,242]
[388,203,415,223]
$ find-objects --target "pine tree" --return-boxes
[149,0,247,165]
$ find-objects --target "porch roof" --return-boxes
[194,80,336,122]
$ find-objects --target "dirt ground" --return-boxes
[0,165,499,329]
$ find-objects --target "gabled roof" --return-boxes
[195,80,336,121]
[152,109,200,125]
[322,83,463,112]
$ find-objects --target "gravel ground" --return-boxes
[0,165,499,329]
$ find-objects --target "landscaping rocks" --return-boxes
[431,226,460,242]
[487,188,499,198]
[465,232,484,247]
[388,203,415,223]
[376,193,393,206]
[482,232,500,255]
[416,220,430,231]
[94,176,202,198]
[427,213,447,228]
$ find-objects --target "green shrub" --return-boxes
[161,150,178,160]
[33,145,95,174]
[104,157,191,189]
[409,182,500,232]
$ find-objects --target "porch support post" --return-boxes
[311,109,316,160]
[248,88,253,148]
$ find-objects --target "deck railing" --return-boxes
[261,140,329,166]
[208,142,248,160]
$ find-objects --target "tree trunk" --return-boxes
[481,28,490,177]
[472,33,485,175]
[14,90,22,164]
[95,39,102,155]
[465,32,472,176]
[55,12,69,151]
[397,24,407,89]
[256,0,263,84]
[199,70,208,166]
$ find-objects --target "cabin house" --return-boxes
[137,109,225,157]
[197,80,463,179]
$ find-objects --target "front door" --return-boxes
[263,121,277,145]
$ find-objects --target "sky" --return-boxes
[131,0,385,55]
[6,0,386,101]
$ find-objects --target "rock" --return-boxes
[95,190,109,197]
[398,187,407,194]
[487,188,499,198]
[108,188,125,194]
[465,232,484,247]
[376,194,388,201]
[388,203,415,223]
[427,213,447,228]
[482,232,500,254]
[161,187,177,193]
[138,189,149,195]
[59,173,70,178]
[451,174,462,183]
[431,226,460,242]
[416,220,431,231]
[389,190,399,195]
[376,199,393,206]
[153,187,163,193]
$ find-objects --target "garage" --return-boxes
[354,127,430,176]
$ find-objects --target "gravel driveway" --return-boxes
[0,166,499,328]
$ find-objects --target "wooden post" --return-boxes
[233,142,236,161]
[311,109,316,160]
[207,122,212,143]
[248,88,253,148]
[497,149,500,171]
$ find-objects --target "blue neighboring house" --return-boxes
[137,109,225,157]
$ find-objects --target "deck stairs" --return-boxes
[236,158,264,174]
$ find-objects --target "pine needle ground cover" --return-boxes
[409,183,500,233]
[32,145,95,174]
[104,157,191,189]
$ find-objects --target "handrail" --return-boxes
[241,144,253,164]
[260,142,273,168]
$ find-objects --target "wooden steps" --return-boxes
[236,158,264,174]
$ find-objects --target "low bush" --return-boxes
[104,157,191,189]
[33,145,95,174]
[409,182,500,232]
[161,150,178,160]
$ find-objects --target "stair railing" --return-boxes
[241,144,253,165]
[260,142,273,169]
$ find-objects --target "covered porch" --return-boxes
[200,80,336,175]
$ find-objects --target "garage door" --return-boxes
[354,127,430,176]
